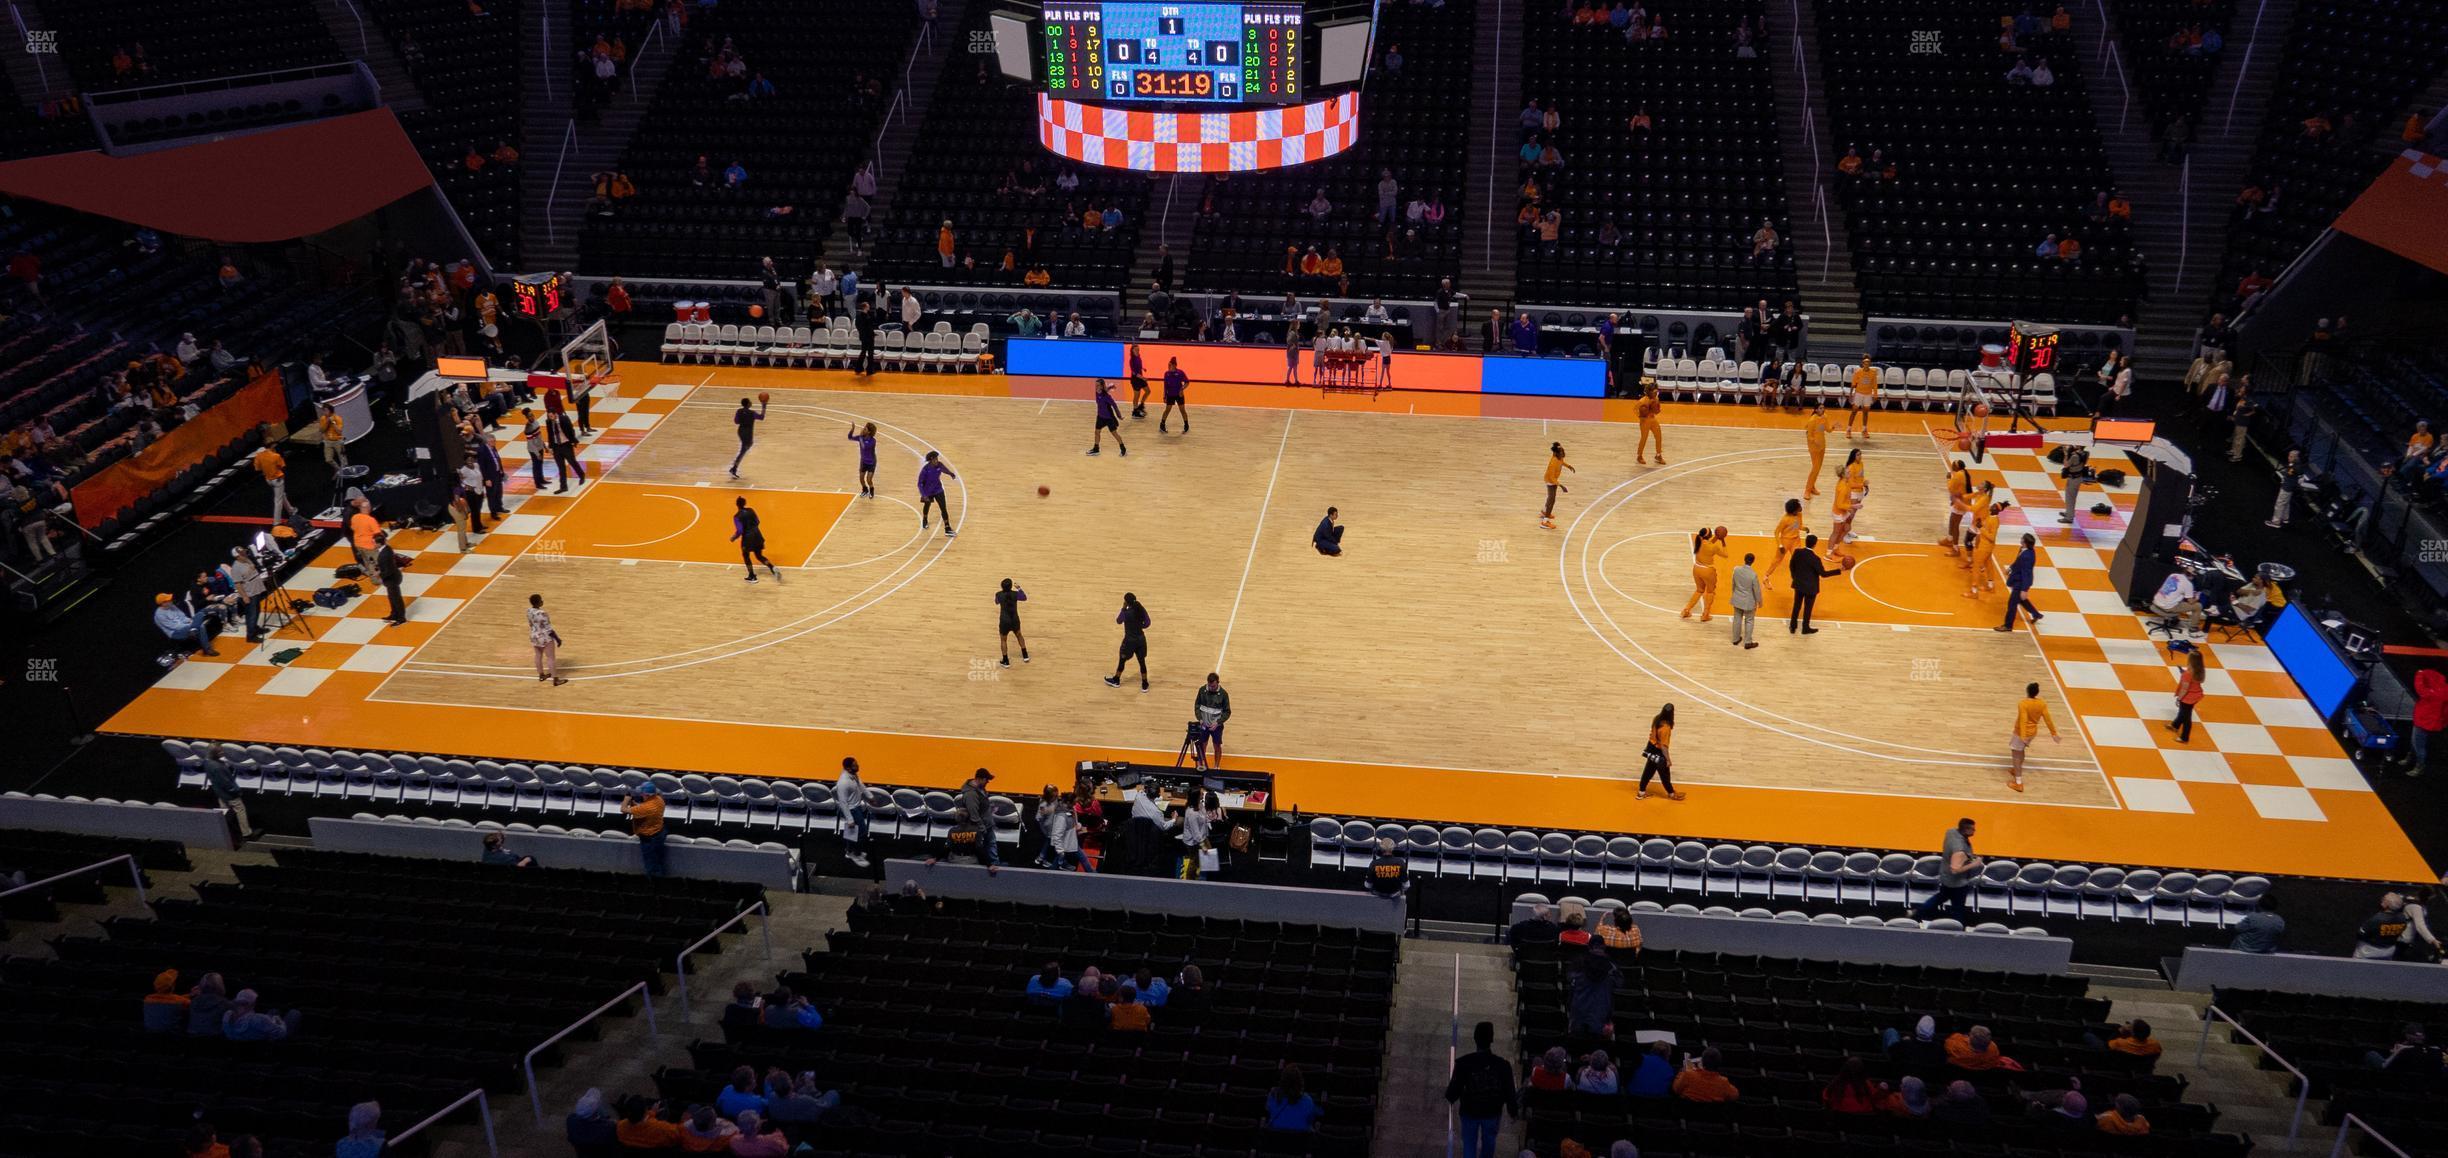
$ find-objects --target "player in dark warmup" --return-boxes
[995,578,1030,666]
[1104,592,1151,691]
[1088,379,1128,456]
[728,394,769,478]
[1159,358,1190,433]
[917,450,957,537]
[847,421,878,498]
[731,497,781,583]
[1128,345,1150,418]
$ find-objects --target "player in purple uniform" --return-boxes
[1159,358,1191,433]
[1103,592,1152,692]
[917,450,957,538]
[731,497,781,583]
[846,421,878,498]
[728,395,769,478]
[1087,378,1128,457]
[1128,344,1150,418]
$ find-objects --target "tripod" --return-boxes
[259,585,318,642]
[1174,721,1210,773]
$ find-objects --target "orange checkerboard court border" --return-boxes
[96,363,2436,884]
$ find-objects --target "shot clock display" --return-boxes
[1044,1,1304,106]
[510,271,570,318]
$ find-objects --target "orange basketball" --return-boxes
[758,392,770,404]
[748,304,765,318]
[1038,485,1051,497]
[1713,525,1728,540]
[1973,402,1992,418]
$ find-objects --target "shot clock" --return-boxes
[1044,1,1303,105]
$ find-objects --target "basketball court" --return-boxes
[100,363,2434,882]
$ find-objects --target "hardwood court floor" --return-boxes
[101,364,2435,882]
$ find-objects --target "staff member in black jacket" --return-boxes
[373,531,408,626]
[854,298,882,377]
[1788,533,1843,635]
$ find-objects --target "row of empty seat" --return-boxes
[660,321,989,371]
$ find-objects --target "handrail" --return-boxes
[526,981,657,1125]
[2174,155,2191,295]
[539,4,554,104]
[1815,186,1833,283]
[1483,0,1503,274]
[628,19,662,101]
[338,0,369,58]
[545,119,579,246]
[2332,1112,2415,1158]
[2195,1004,2310,1147]
[386,1088,496,1156]
[2224,0,2269,135]
[868,22,930,181]
[672,900,772,1012]
[0,854,148,906]
[11,4,50,94]
[2103,40,2131,133]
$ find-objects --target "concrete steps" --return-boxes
[517,6,683,272]
[310,0,425,113]
[1771,0,1865,362]
[1,0,63,109]
[821,7,965,277]
[2097,986,2329,1157]
[1458,0,1523,314]
[1374,941,1522,1157]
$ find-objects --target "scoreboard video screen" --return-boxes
[1043,2,1304,105]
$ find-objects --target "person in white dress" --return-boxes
[526,593,566,685]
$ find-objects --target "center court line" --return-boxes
[1213,409,1294,675]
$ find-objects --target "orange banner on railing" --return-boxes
[70,369,288,529]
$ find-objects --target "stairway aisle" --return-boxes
[2,0,63,110]
[1458,0,1524,314]
[818,2,968,279]
[1374,941,1523,1157]
[1771,0,1865,362]
[2082,0,2293,385]
[2098,985,2329,1156]
[309,0,425,113]
[517,4,685,272]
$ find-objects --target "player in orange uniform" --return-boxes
[1826,450,1868,565]
[1803,403,1831,497]
[1681,526,1726,621]
[1763,498,1806,591]
[1845,354,1880,438]
[1638,703,1684,800]
[1963,500,2007,597]
[2007,681,2060,792]
[1941,461,1973,555]
[1540,442,1575,530]
[1635,386,1666,464]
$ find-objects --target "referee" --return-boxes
[732,497,780,583]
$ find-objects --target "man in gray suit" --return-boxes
[1728,552,1762,649]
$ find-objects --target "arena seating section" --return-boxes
[0,829,183,932]
[1817,0,2142,325]
[2297,345,2448,461]
[43,0,342,91]
[0,204,380,542]
[362,0,527,267]
[0,847,759,1158]
[2209,0,2448,321]
[869,8,1153,292]
[2104,0,2237,141]
[0,70,97,162]
[1181,0,1473,301]
[624,895,1392,1156]
[1514,941,2250,1158]
[579,0,919,279]
[1512,0,1797,312]
[2212,987,2448,1152]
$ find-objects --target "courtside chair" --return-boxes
[1886,916,1922,929]
[511,764,547,809]
[447,760,486,807]
[1704,843,1744,893]
[893,788,931,837]
[1471,828,1508,878]
[647,771,686,818]
[1849,915,1885,928]
[861,786,897,835]
[880,329,907,372]
[1906,854,1944,906]
[1738,846,1778,897]
[920,790,958,837]
[2048,864,2091,916]
[1309,818,1346,867]
[1535,832,1574,882]
[1772,848,1812,899]
[399,767,432,804]
[2190,872,2234,925]
[770,781,807,830]
[1874,852,1917,905]
[485,770,521,809]
[344,763,379,799]
[1604,837,1641,888]
[1402,824,1439,872]
[2117,868,2162,920]
[1840,851,1881,903]
[2152,871,2200,925]
[1804,849,1845,901]
[2012,862,2057,914]
[2079,866,2127,919]
[707,776,747,824]
[1436,826,1472,876]
[1569,835,1607,886]
[1635,837,1675,889]
[1975,859,2019,911]
[1338,819,1378,868]
[371,763,404,803]
[569,770,609,814]
[537,766,576,812]
[2228,874,2272,912]
[1670,840,1709,892]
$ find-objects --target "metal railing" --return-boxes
[672,900,772,1012]
[2174,155,2191,295]
[870,22,935,174]
[2104,40,2133,133]
[0,854,149,906]
[338,0,369,58]
[10,4,49,94]
[545,119,579,245]
[627,19,663,101]
[1483,0,1504,273]
[2195,1004,2310,1146]
[2332,1112,2414,1158]
[525,982,657,1126]
[2225,0,2271,135]
[386,1088,496,1156]
[539,4,554,104]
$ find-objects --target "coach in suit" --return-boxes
[374,531,408,626]
[1788,534,1843,635]
[1728,553,1762,649]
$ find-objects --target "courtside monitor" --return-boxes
[2266,603,2359,720]
[433,356,489,380]
[2091,416,2156,445]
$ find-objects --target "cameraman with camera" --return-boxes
[1193,673,1232,768]
[220,545,269,643]
[2057,443,2093,526]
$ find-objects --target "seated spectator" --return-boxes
[567,1089,618,1157]
[481,832,537,867]
[2364,1023,2444,1073]
[1575,1050,1620,1094]
[1509,904,1560,945]
[1109,984,1152,1031]
[1879,1075,1932,1118]
[1130,967,1170,1007]
[142,968,190,1032]
[1528,1047,1573,1091]
[1626,1040,1675,1097]
[187,973,233,1036]
[1932,1080,1991,1125]
[1837,146,1863,175]
[1167,965,1208,1021]
[721,981,765,1035]
[1264,1066,1322,1132]
[2006,57,2036,84]
[730,1110,786,1156]
[1595,907,1642,953]
[1306,190,1333,220]
[763,1070,838,1129]
[758,986,822,1030]
[154,591,224,657]
[680,1104,738,1151]
[1671,1048,1739,1103]
[2228,897,2285,952]
[183,1121,229,1158]
[716,1066,766,1120]
[1026,961,1074,1005]
[1558,902,1592,945]
[2031,59,2055,86]
[2033,1090,2091,1136]
[2098,1020,2162,1069]
[334,1102,383,1158]
[1945,1025,2007,1070]
[1821,1056,1884,1114]
[1886,1015,1945,1070]
[2355,893,2410,959]
[2096,1093,2150,1135]
[221,989,300,1041]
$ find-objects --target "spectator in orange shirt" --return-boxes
[605,277,632,317]
[2408,112,2430,144]
[253,440,293,523]
[2056,235,2082,263]
[2096,1094,2151,1135]
[613,1098,683,1149]
[1945,1025,2011,1070]
[347,498,381,586]
[1672,1048,1741,1103]
[679,1105,736,1151]
[937,220,957,268]
[2095,1019,2164,1069]
[318,404,348,468]
[623,785,668,875]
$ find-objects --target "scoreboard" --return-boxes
[1043,2,1304,105]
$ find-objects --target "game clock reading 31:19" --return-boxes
[1042,2,1303,106]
